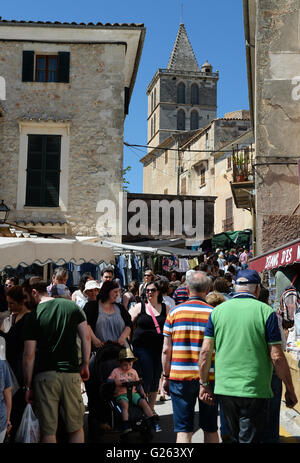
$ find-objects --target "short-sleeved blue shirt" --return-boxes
[0,360,12,432]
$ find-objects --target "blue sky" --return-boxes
[1,0,249,193]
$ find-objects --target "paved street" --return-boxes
[83,393,300,444]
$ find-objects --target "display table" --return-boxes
[282,351,300,415]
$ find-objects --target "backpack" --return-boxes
[279,275,300,330]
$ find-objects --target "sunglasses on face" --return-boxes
[146,288,157,293]
[144,274,152,277]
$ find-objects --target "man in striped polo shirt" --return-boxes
[161,271,219,443]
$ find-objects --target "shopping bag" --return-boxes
[7,362,20,396]
[15,404,40,443]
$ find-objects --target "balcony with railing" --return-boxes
[230,145,255,211]
[232,146,254,183]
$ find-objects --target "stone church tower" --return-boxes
[147,23,219,149]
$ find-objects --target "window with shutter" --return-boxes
[22,51,70,83]
[25,135,61,207]
[22,51,34,82]
[57,52,70,83]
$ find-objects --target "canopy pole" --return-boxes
[43,264,48,282]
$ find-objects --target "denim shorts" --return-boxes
[170,380,218,433]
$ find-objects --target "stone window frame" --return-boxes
[17,120,71,212]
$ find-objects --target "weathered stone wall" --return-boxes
[255,0,300,255]
[0,41,125,238]
[261,215,300,253]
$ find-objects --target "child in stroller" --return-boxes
[106,347,161,437]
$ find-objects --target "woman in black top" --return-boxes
[130,280,168,417]
[83,280,133,436]
[0,286,30,442]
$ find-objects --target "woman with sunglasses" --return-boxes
[130,281,168,430]
[139,270,155,301]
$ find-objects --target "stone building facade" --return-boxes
[141,114,253,235]
[147,24,219,150]
[0,19,145,240]
[244,0,300,254]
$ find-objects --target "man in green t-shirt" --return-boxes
[23,279,91,443]
[198,269,297,443]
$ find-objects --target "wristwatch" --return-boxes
[199,381,210,387]
[163,374,169,379]
[23,386,32,391]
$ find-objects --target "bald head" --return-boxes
[186,271,212,297]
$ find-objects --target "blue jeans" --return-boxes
[133,346,162,394]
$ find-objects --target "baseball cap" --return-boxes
[51,283,70,297]
[235,269,261,285]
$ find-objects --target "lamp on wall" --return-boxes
[0,200,10,224]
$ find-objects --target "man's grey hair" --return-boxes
[234,277,258,294]
[54,267,69,279]
[186,271,211,294]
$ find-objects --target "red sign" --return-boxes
[249,240,300,273]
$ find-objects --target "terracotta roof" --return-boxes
[0,18,144,28]
[14,220,67,226]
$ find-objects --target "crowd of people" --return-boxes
[0,244,298,444]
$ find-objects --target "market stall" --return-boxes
[0,236,115,281]
[249,238,300,413]
[99,240,204,288]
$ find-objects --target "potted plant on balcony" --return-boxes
[233,150,249,182]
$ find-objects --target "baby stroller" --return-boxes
[90,341,154,443]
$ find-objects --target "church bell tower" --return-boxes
[147,23,219,150]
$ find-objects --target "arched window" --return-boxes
[190,110,199,130]
[151,93,153,113]
[153,113,156,135]
[151,118,153,138]
[191,83,199,105]
[177,110,185,130]
[154,88,157,108]
[177,82,186,104]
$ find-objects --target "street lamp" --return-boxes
[0,200,9,224]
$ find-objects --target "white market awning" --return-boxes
[0,237,115,271]
[99,240,171,255]
[99,240,203,257]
